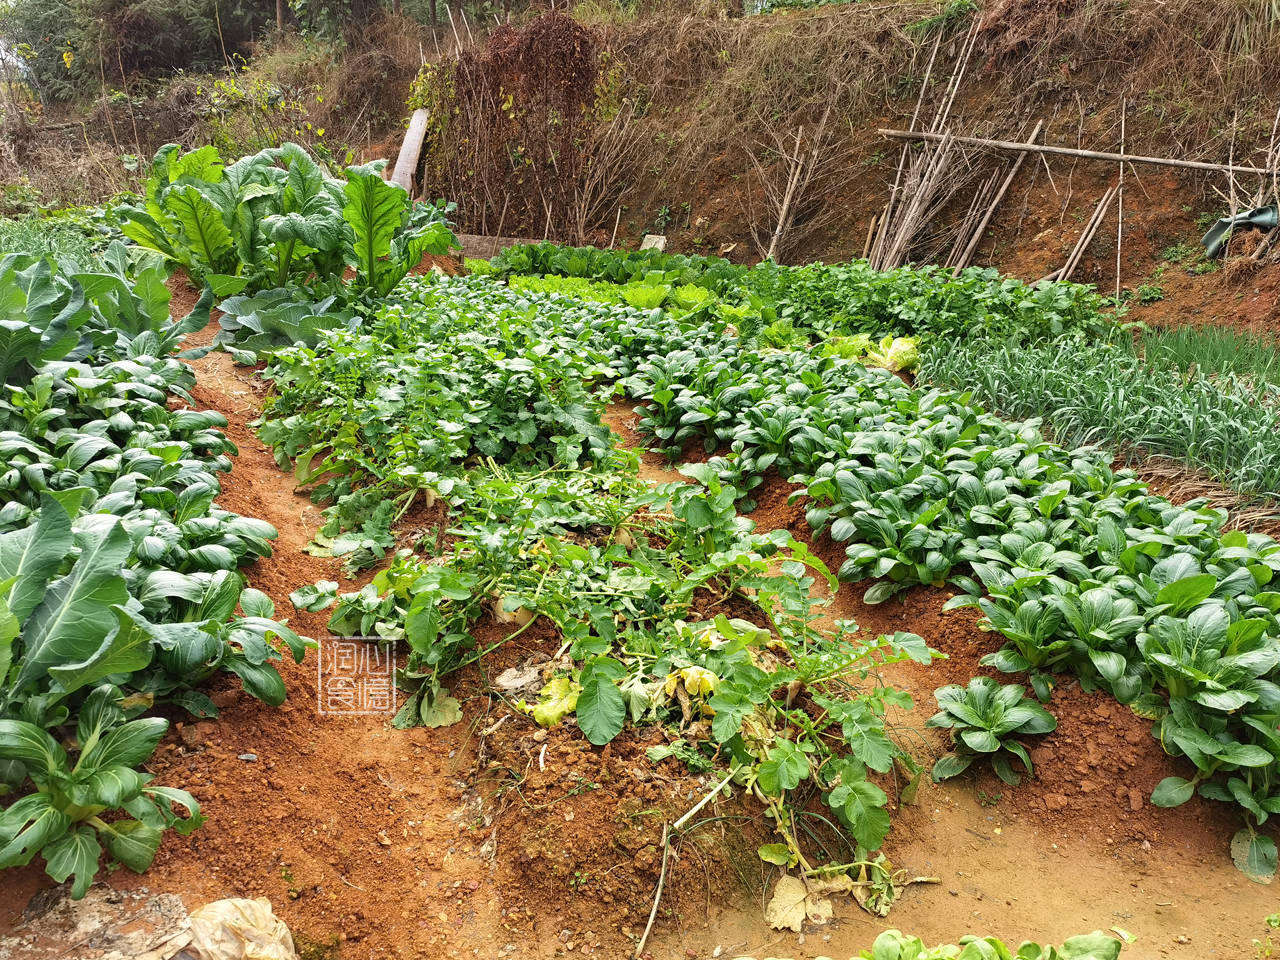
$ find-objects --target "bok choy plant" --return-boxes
[0,251,309,896]
[928,678,1057,784]
[117,143,458,302]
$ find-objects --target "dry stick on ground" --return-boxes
[764,125,806,260]
[634,766,740,959]
[445,5,464,53]
[1264,108,1280,210]
[94,47,123,157]
[634,823,671,959]
[1253,225,1280,263]
[929,20,979,136]
[950,118,1046,273]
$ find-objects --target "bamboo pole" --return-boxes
[877,129,1279,177]
[874,32,942,267]
[952,119,1045,273]
[1039,185,1116,283]
[1115,106,1125,300]
[1067,186,1116,280]
[861,213,878,260]
[882,132,954,268]
[945,171,999,269]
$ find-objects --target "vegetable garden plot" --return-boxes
[487,241,1114,344]
[0,248,307,896]
[1,180,1277,955]
[255,278,936,901]
[920,335,1280,501]
[241,271,1280,888]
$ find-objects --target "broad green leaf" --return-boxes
[0,494,72,621]
[84,717,168,770]
[959,729,1001,753]
[757,739,810,795]
[528,677,580,728]
[170,144,224,182]
[931,752,974,780]
[205,274,250,298]
[42,826,102,899]
[827,776,891,851]
[238,588,276,619]
[0,318,41,383]
[1156,573,1217,614]
[1058,932,1124,960]
[165,185,233,273]
[1231,829,1277,884]
[0,719,68,775]
[16,517,131,692]
[757,843,796,866]
[67,765,146,808]
[290,581,339,612]
[576,659,626,746]
[143,785,205,835]
[0,793,70,868]
[0,592,16,685]
[420,690,462,728]
[1088,650,1128,684]
[1150,776,1195,807]
[708,687,752,743]
[100,819,162,873]
[223,657,287,706]
[815,695,896,772]
[342,164,406,292]
[49,607,155,698]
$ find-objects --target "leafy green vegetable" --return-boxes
[927,678,1057,784]
[0,249,310,897]
[0,686,202,897]
[844,928,1122,960]
[341,163,456,298]
[215,289,355,362]
[491,240,1114,344]
[117,143,458,300]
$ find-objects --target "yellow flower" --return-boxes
[62,51,74,69]
[664,666,718,699]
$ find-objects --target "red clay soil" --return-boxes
[3,289,1277,960]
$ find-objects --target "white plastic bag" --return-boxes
[187,897,296,960]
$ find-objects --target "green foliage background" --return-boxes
[0,0,277,103]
